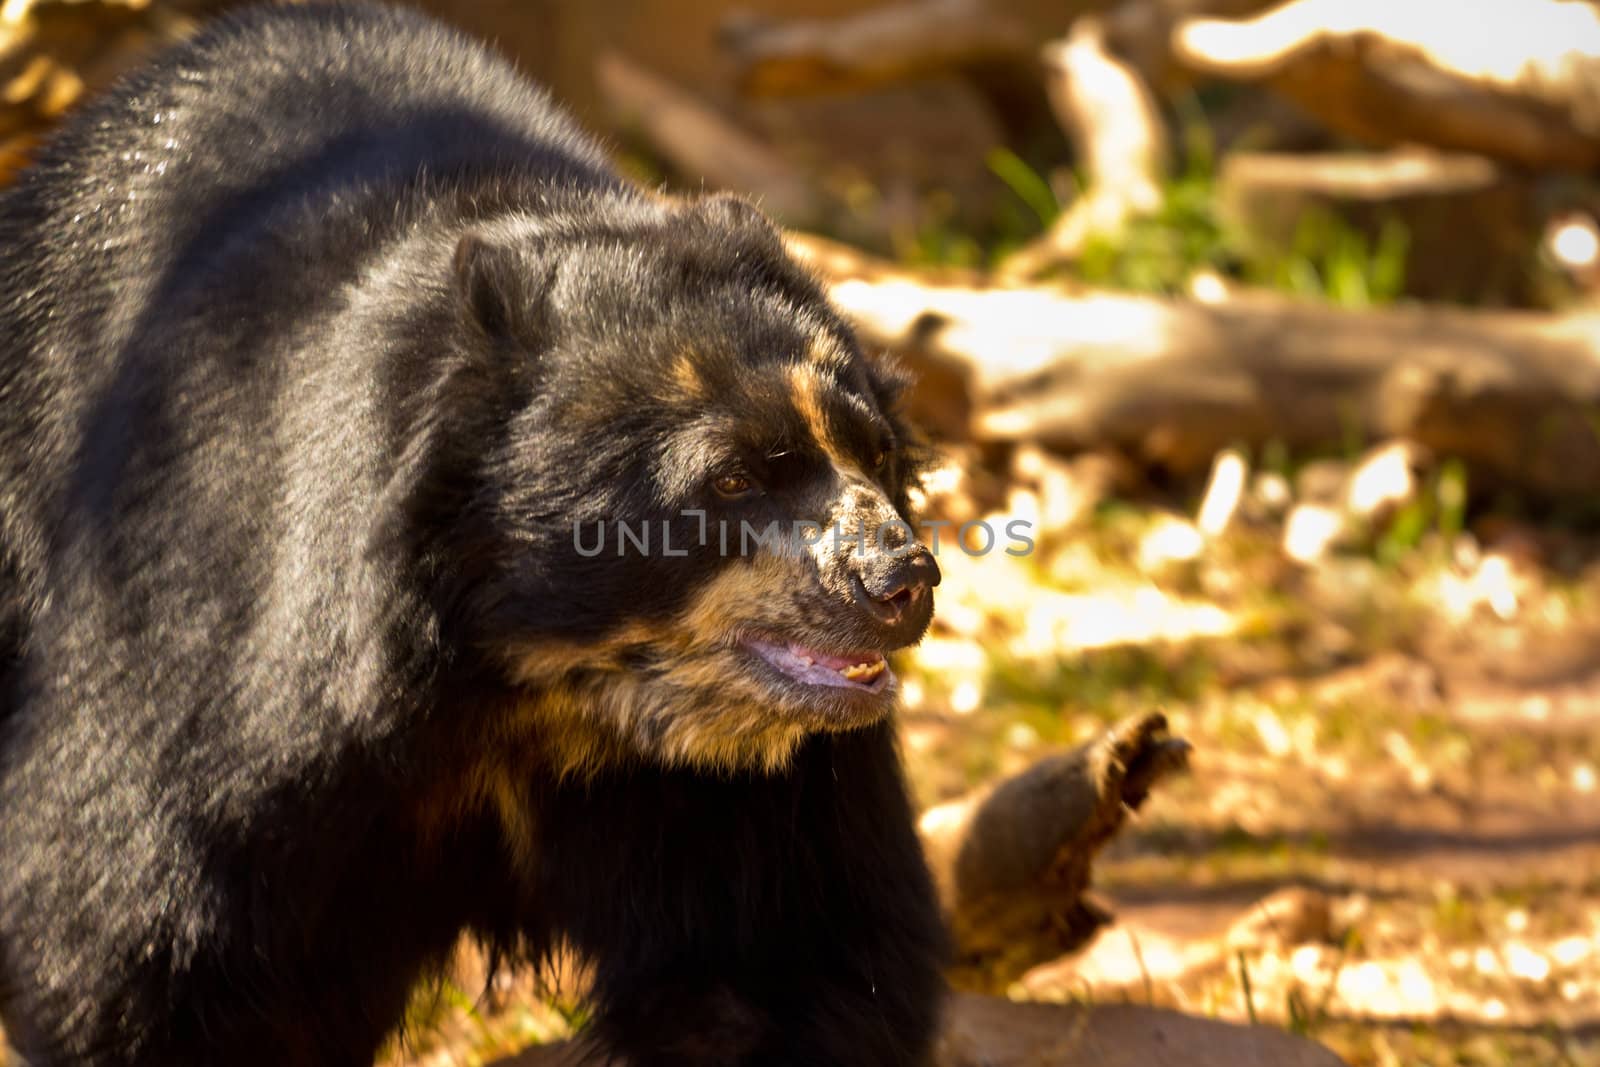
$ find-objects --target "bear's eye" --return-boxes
[713,472,754,499]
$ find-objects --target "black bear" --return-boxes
[0,4,946,1064]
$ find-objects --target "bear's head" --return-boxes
[445,193,938,774]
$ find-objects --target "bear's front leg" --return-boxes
[536,722,946,1066]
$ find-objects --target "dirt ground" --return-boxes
[889,449,1600,1067]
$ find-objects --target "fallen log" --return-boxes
[718,0,1037,97]
[1173,0,1600,172]
[1216,148,1539,305]
[717,0,1279,99]
[787,233,1600,495]
[1099,0,1282,89]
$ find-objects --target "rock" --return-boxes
[937,993,1349,1067]
[491,993,1351,1066]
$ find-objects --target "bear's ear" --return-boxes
[682,192,781,247]
[453,229,553,346]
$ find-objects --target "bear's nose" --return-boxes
[851,545,940,625]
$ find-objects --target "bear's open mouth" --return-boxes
[740,637,895,693]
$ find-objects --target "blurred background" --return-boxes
[3,0,1600,1064]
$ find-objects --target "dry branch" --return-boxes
[999,15,1169,282]
[718,0,1034,97]
[921,710,1192,992]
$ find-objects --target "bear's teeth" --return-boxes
[839,660,885,682]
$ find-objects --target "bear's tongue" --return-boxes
[741,637,893,691]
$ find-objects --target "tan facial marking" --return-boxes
[678,552,796,645]
[669,350,707,402]
[787,361,853,471]
[519,665,810,780]
[500,551,823,779]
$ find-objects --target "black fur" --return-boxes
[0,4,944,1064]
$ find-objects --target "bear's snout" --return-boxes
[848,543,939,633]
